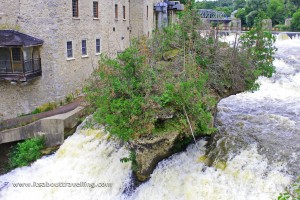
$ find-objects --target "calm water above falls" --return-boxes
[0,38,299,200]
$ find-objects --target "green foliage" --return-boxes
[85,11,217,140]
[278,177,300,200]
[85,10,276,141]
[233,0,246,10]
[235,8,247,25]
[240,16,277,83]
[8,137,45,169]
[33,102,58,114]
[291,9,300,31]
[215,7,232,17]
[19,102,58,116]
[65,93,75,104]
[195,0,300,27]
[266,0,285,25]
[120,150,139,172]
[274,24,290,31]
[195,1,218,10]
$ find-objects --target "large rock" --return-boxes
[128,131,181,181]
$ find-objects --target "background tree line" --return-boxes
[194,0,300,31]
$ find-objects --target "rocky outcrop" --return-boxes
[127,86,243,182]
[128,131,181,182]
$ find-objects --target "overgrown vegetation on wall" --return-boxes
[84,10,276,141]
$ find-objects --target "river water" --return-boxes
[0,37,299,200]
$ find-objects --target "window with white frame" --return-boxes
[67,41,73,58]
[82,39,87,56]
[96,38,101,54]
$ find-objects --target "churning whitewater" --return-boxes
[0,37,299,200]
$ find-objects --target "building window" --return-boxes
[72,0,79,17]
[67,41,73,58]
[123,6,126,19]
[93,2,99,18]
[96,38,100,54]
[82,40,87,56]
[12,48,21,61]
[146,5,148,20]
[115,4,118,19]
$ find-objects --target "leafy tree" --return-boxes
[233,0,246,10]
[288,0,300,10]
[216,0,234,7]
[85,10,276,141]
[291,9,300,31]
[215,6,233,17]
[195,1,218,10]
[267,0,285,25]
[235,8,247,25]
[180,0,195,9]
[240,15,277,80]
[245,0,268,26]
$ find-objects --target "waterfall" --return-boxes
[1,38,300,200]
[0,128,132,200]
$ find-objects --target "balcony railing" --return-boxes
[0,58,42,81]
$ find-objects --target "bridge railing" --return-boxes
[198,9,228,19]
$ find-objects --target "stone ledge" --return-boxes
[0,106,85,147]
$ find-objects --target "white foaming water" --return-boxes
[129,142,290,200]
[216,37,300,174]
[1,37,300,200]
[0,129,132,200]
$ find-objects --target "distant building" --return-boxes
[0,0,183,120]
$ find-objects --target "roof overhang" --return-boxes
[0,30,43,47]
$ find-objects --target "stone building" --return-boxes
[0,0,183,120]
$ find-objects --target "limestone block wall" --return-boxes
[0,0,130,120]
[130,0,161,39]
[0,1,19,27]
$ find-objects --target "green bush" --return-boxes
[291,9,300,31]
[84,10,276,141]
[9,137,45,169]
[240,15,277,83]
[274,24,290,31]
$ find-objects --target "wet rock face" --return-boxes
[128,81,243,182]
[129,131,181,182]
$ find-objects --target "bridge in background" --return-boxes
[199,9,241,31]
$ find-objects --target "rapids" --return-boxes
[0,37,299,200]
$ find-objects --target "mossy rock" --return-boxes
[41,146,60,156]
[163,49,180,61]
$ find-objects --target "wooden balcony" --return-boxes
[0,30,44,82]
[0,58,42,82]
